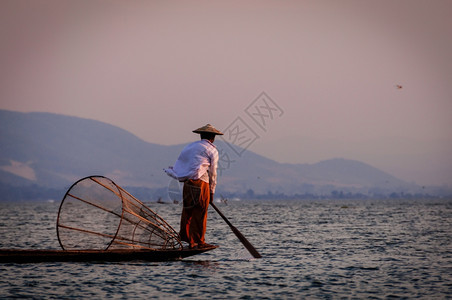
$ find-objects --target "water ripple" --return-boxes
[0,199,451,298]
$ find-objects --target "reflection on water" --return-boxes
[0,198,451,299]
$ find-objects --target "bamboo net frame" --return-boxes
[56,176,183,251]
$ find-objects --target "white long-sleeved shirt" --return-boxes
[164,139,219,193]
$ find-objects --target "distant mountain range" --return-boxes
[0,110,424,201]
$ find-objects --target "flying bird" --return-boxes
[395,85,403,89]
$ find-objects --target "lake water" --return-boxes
[0,198,451,299]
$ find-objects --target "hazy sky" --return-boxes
[1,0,451,186]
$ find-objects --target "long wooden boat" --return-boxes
[2,177,221,264]
[0,245,218,263]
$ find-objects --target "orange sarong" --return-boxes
[179,179,210,247]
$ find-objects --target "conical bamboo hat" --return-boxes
[192,124,224,135]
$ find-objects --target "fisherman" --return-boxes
[164,124,223,249]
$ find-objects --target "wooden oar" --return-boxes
[210,202,262,258]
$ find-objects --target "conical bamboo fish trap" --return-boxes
[57,176,182,251]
